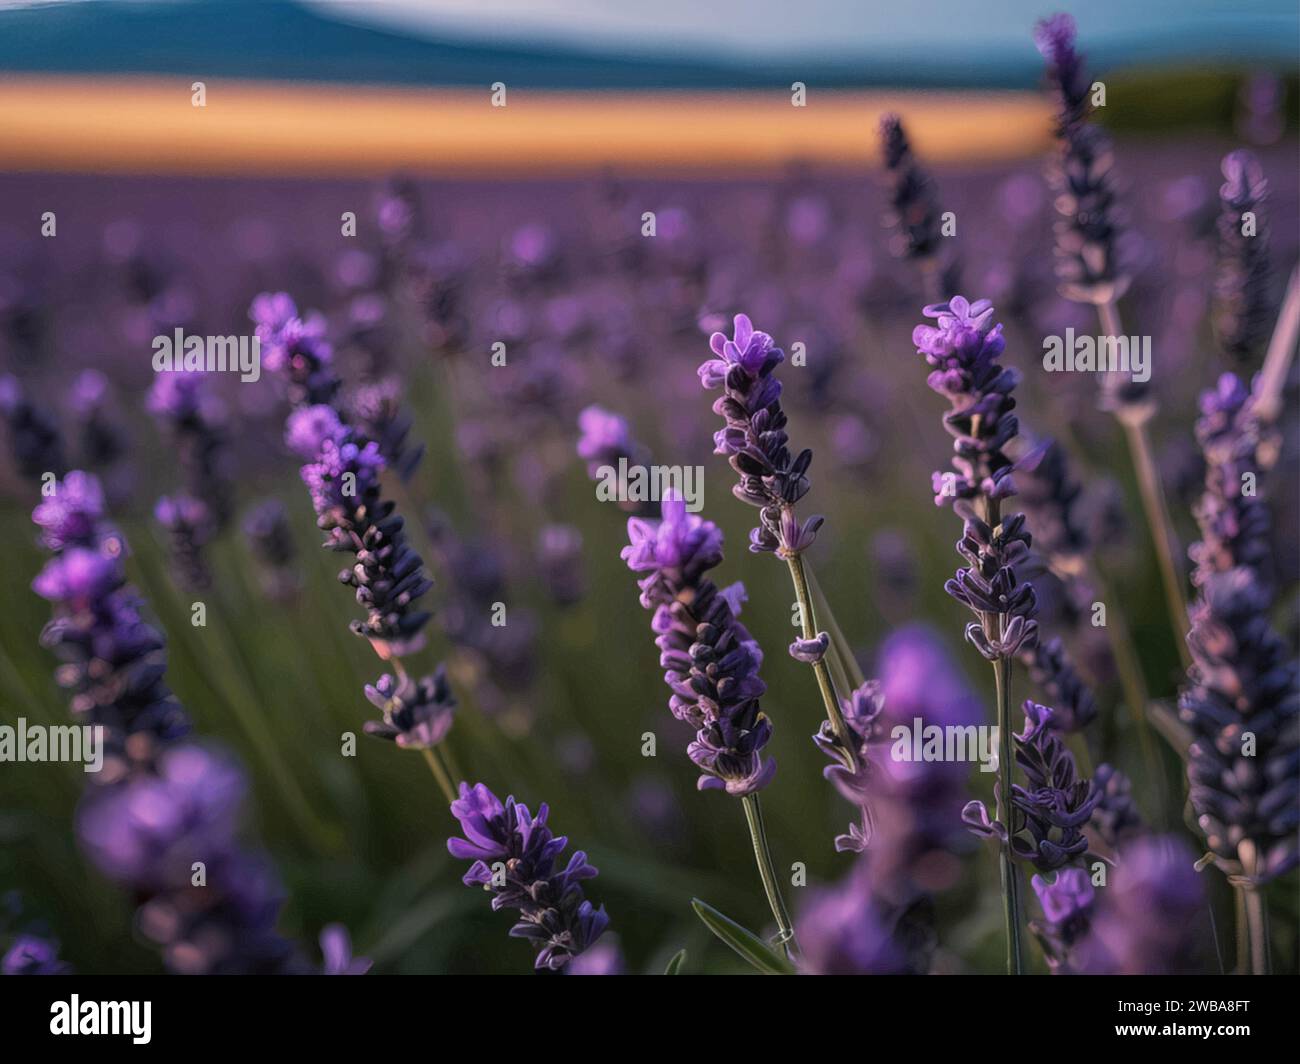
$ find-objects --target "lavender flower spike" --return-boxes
[879,113,959,302]
[1034,13,1129,307]
[1213,149,1273,366]
[622,496,776,796]
[698,314,822,557]
[448,782,609,971]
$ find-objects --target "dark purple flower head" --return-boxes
[0,374,66,482]
[623,498,777,797]
[242,498,299,602]
[32,547,120,609]
[1009,701,1100,870]
[448,782,608,971]
[250,292,338,406]
[1180,567,1298,883]
[347,377,425,483]
[153,493,216,591]
[813,681,885,851]
[363,666,456,750]
[878,113,959,301]
[1035,16,1130,307]
[1089,762,1144,849]
[1213,149,1272,365]
[699,314,822,556]
[1033,14,1091,133]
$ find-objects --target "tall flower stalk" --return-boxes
[1035,12,1191,664]
[913,296,1040,973]
[622,497,796,953]
[697,314,855,773]
[1180,374,1297,974]
[253,293,458,800]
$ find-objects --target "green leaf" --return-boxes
[690,898,795,975]
[663,948,687,975]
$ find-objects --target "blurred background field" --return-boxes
[0,0,1297,974]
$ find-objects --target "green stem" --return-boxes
[804,559,867,690]
[741,793,798,959]
[785,551,854,770]
[1098,300,1192,669]
[420,746,457,805]
[992,652,1024,976]
[1239,842,1272,975]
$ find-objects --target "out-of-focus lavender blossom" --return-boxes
[250,292,339,407]
[1035,13,1130,307]
[622,497,776,796]
[1028,867,1094,974]
[813,681,884,853]
[1180,566,1298,883]
[347,376,425,482]
[1190,374,1272,586]
[1,895,72,975]
[1213,150,1273,365]
[576,404,657,517]
[319,923,373,975]
[69,369,130,499]
[698,314,822,556]
[914,297,1038,662]
[363,666,456,750]
[795,860,915,975]
[448,782,609,971]
[1020,635,1096,733]
[154,493,215,591]
[30,476,309,973]
[536,523,586,607]
[1181,374,1297,883]
[1089,763,1144,849]
[147,370,234,530]
[964,701,1098,872]
[242,498,300,603]
[1078,835,1205,974]
[879,113,959,302]
[565,938,624,976]
[0,374,65,481]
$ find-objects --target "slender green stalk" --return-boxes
[785,551,854,770]
[1098,299,1192,669]
[741,793,798,959]
[1239,841,1272,975]
[992,651,1024,976]
[420,746,457,805]
[804,559,867,689]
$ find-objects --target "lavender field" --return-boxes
[0,12,1297,980]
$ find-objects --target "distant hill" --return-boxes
[0,0,1293,89]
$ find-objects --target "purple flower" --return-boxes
[2,934,71,976]
[32,547,120,609]
[1035,13,1130,307]
[915,297,1039,663]
[879,113,959,302]
[623,497,777,797]
[699,314,822,556]
[319,924,372,975]
[1078,835,1206,974]
[363,667,456,750]
[813,681,885,851]
[347,377,425,483]
[1212,149,1272,364]
[242,498,299,602]
[795,861,913,975]
[1008,702,1100,871]
[284,404,348,460]
[1029,867,1095,973]
[447,782,609,971]
[1089,763,1144,849]
[32,469,106,552]
[153,493,215,591]
[0,374,66,482]
[250,293,338,406]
